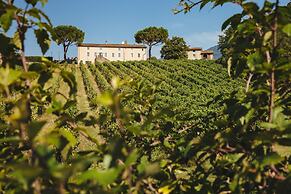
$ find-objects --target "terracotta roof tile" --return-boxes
[201,50,214,54]
[78,43,147,49]
[188,47,203,51]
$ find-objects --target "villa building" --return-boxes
[77,42,147,63]
[187,47,214,60]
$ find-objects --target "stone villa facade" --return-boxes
[77,42,147,63]
[187,47,214,60]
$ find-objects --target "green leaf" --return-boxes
[222,14,241,31]
[28,121,46,140]
[34,29,50,55]
[282,24,291,36]
[59,128,77,146]
[125,149,139,167]
[0,136,21,143]
[40,0,48,7]
[27,8,41,20]
[97,92,114,106]
[9,164,43,190]
[61,70,77,95]
[76,168,121,186]
[263,31,272,45]
[0,8,15,32]
[28,62,47,72]
[13,32,22,49]
[273,144,291,157]
[0,67,22,88]
[103,155,112,169]
[247,51,264,71]
[158,185,174,194]
[242,2,259,15]
[25,0,38,6]
[261,153,283,167]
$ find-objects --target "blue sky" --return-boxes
[23,0,244,59]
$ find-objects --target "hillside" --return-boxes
[208,45,222,59]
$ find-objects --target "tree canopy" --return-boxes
[161,36,188,59]
[54,25,84,61]
[134,26,168,59]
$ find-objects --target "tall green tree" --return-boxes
[135,26,168,59]
[160,36,188,59]
[54,25,84,61]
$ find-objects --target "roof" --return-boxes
[78,43,147,49]
[201,50,214,54]
[188,47,202,51]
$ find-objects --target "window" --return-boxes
[131,53,134,57]
[104,53,107,57]
[87,52,90,57]
[100,48,102,50]
[118,48,121,51]
[118,53,121,58]
[87,47,90,50]
[94,52,97,57]
[112,53,115,57]
[138,53,141,58]
[99,52,103,57]
[142,49,144,51]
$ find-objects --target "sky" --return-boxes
[22,0,244,59]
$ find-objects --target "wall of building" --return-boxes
[187,50,202,60]
[78,46,147,63]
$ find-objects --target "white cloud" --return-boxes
[185,31,222,49]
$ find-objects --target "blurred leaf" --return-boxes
[222,14,241,31]
[25,0,38,6]
[0,8,15,32]
[125,149,139,167]
[28,121,46,140]
[76,168,121,186]
[158,185,174,194]
[282,24,291,36]
[97,92,113,106]
[13,32,22,49]
[261,153,283,167]
[61,70,77,95]
[0,136,21,143]
[0,67,22,89]
[247,51,264,71]
[103,155,112,169]
[263,31,272,45]
[34,29,50,55]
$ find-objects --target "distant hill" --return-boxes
[208,45,221,59]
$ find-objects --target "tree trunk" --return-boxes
[269,69,275,123]
[63,44,67,61]
[268,0,278,124]
[148,46,152,59]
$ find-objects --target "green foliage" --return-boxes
[53,25,84,60]
[0,0,290,193]
[135,26,169,58]
[175,0,291,193]
[161,36,188,59]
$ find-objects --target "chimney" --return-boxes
[122,40,128,44]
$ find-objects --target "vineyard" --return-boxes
[64,60,242,129]
[1,0,290,193]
